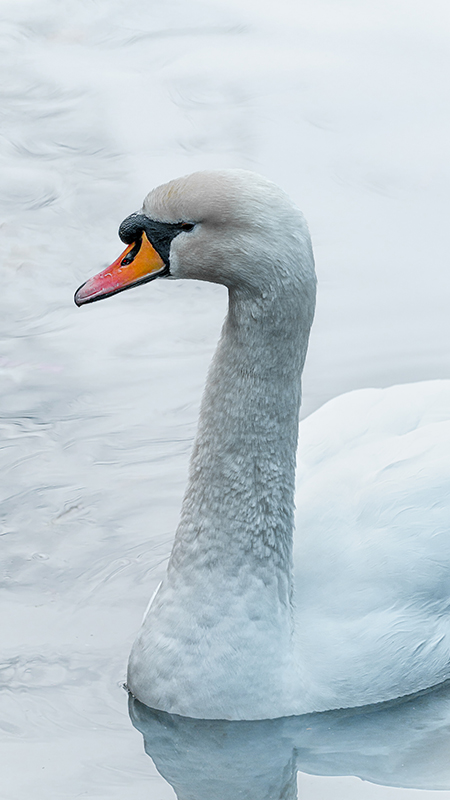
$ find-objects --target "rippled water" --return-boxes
[2,0,450,797]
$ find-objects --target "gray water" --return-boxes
[1,0,450,797]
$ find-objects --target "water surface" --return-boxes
[1,0,450,797]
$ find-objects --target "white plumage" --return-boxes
[78,169,450,720]
[294,380,450,711]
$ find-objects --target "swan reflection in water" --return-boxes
[129,682,450,799]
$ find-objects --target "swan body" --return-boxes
[294,380,450,711]
[75,170,450,720]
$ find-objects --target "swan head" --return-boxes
[74,169,315,306]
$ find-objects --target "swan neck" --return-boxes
[169,283,313,588]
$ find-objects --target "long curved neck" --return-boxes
[168,279,314,600]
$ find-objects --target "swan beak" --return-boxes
[74,231,167,306]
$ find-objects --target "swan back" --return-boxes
[294,380,450,709]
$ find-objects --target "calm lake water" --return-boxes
[2,0,450,797]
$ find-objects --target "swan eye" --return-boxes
[180,222,195,232]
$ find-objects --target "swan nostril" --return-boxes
[120,237,143,266]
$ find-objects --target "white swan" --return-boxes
[75,169,450,720]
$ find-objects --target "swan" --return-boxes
[74,169,450,720]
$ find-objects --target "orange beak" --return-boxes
[74,231,167,306]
